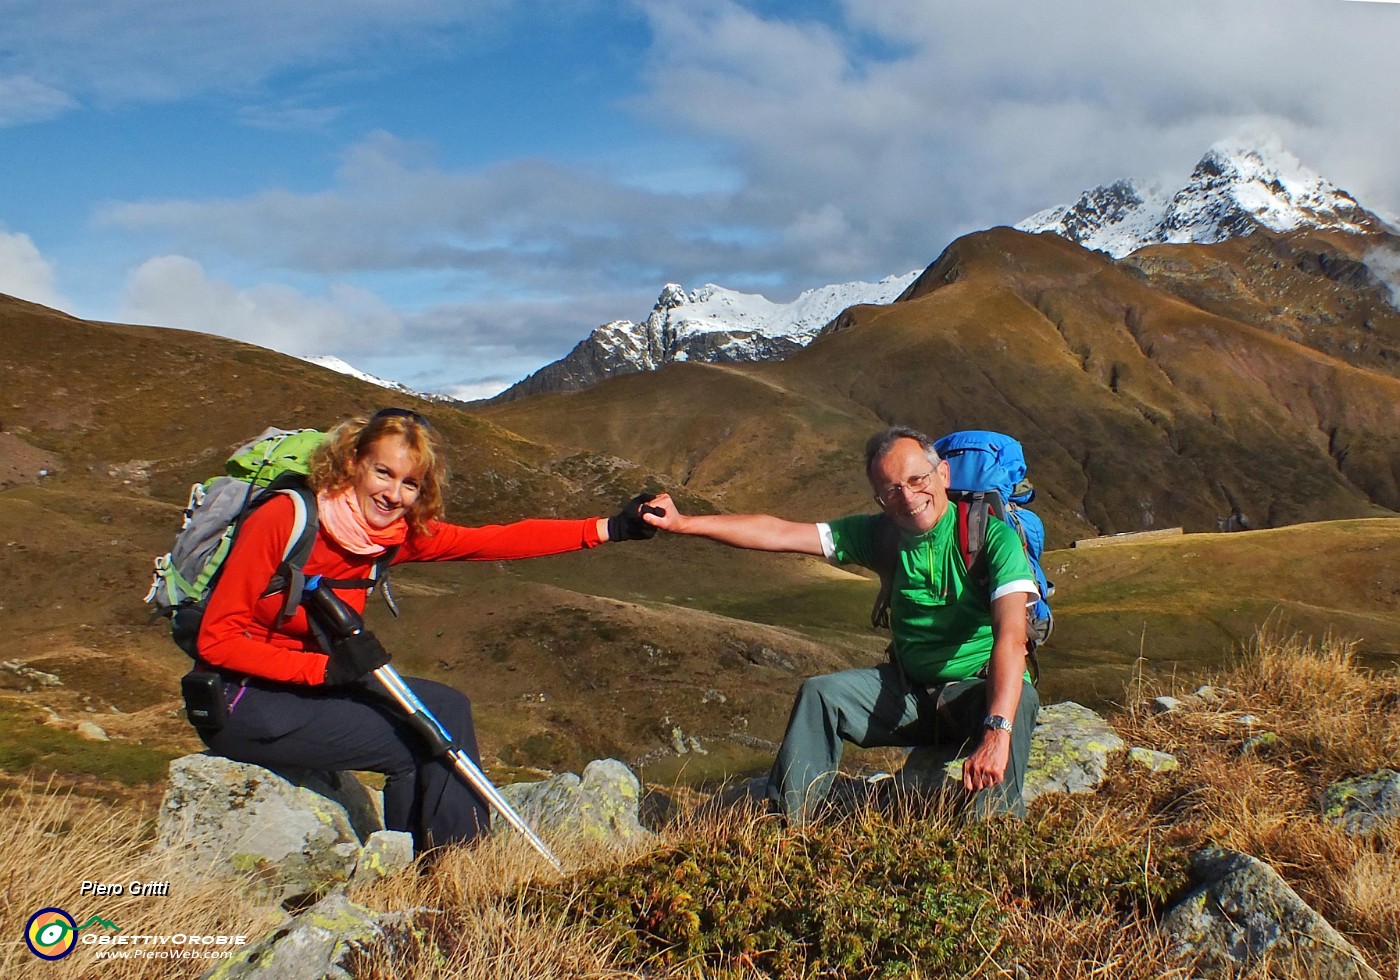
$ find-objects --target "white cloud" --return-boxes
[235,101,345,132]
[0,75,79,126]
[98,133,745,293]
[0,228,69,310]
[86,1,1400,310]
[633,0,1400,274]
[1364,246,1400,310]
[119,255,403,357]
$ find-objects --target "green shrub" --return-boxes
[527,805,1189,978]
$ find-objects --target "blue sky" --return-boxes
[2,0,1398,398]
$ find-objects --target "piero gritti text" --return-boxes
[81,879,171,897]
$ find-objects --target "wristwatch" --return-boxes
[982,714,1013,734]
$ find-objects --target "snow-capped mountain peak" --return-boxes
[493,272,919,401]
[299,355,454,403]
[1018,140,1392,258]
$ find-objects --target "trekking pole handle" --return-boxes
[301,575,366,639]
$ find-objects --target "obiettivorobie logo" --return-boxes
[23,905,250,963]
[23,907,121,960]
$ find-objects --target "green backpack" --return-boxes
[144,428,338,657]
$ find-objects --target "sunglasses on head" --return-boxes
[371,407,432,430]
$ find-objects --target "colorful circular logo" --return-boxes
[25,908,78,960]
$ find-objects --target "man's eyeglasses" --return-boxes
[371,407,432,430]
[874,470,935,506]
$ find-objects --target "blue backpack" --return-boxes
[870,429,1055,679]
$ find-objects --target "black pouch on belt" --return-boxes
[180,670,229,732]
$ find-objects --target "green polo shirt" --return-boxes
[820,505,1037,684]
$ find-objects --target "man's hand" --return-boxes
[639,492,682,533]
[962,727,1011,794]
[636,492,824,555]
[325,630,391,686]
[607,493,663,541]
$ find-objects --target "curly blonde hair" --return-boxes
[307,411,447,534]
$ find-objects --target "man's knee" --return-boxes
[792,672,859,723]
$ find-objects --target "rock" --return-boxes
[158,754,384,903]
[350,831,415,886]
[897,701,1125,805]
[1,659,63,687]
[1322,769,1400,837]
[1126,746,1179,772]
[498,758,651,848]
[1162,847,1382,980]
[77,721,109,741]
[1240,732,1283,756]
[201,892,394,980]
[1020,702,1125,803]
[1150,695,1184,714]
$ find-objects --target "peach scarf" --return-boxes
[317,487,408,556]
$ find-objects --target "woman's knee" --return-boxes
[404,677,471,715]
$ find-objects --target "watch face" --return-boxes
[983,715,1012,732]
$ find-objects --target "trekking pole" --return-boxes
[301,578,564,874]
[368,663,564,873]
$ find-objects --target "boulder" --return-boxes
[158,754,384,903]
[1322,769,1400,837]
[350,831,416,886]
[201,892,395,980]
[498,758,651,848]
[1162,847,1382,980]
[897,701,1125,804]
[1021,701,1125,802]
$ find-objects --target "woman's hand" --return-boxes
[606,493,663,541]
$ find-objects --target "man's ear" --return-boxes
[936,459,951,488]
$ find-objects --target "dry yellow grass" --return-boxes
[1109,629,1400,974]
[0,782,284,978]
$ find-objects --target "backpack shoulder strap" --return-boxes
[869,514,902,629]
[950,490,1002,590]
[372,544,401,617]
[247,475,319,625]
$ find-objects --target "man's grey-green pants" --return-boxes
[765,662,1040,824]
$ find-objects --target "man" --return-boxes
[643,425,1041,823]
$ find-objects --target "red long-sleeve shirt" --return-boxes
[198,493,603,684]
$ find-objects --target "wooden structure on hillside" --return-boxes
[1071,527,1184,549]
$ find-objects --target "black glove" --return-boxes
[325,630,392,686]
[607,493,662,541]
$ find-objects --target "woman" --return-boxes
[194,408,656,853]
